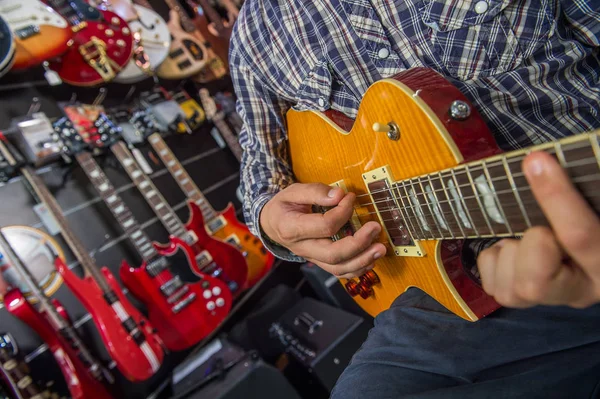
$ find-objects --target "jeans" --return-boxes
[331,288,600,399]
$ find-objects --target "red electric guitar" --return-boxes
[127,109,253,291]
[0,230,114,399]
[0,136,165,381]
[54,115,233,350]
[46,0,133,85]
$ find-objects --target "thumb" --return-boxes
[280,183,346,206]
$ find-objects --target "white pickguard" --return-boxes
[0,0,68,31]
[114,5,171,84]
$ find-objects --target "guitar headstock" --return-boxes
[92,114,123,149]
[129,109,159,141]
[52,117,89,157]
[198,88,218,120]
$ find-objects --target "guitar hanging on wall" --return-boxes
[0,0,72,70]
[0,228,114,399]
[156,0,224,81]
[286,67,600,321]
[54,113,233,350]
[0,134,165,382]
[143,111,274,288]
[46,0,133,86]
[119,110,248,294]
[100,0,171,83]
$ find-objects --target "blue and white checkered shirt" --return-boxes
[229,0,600,261]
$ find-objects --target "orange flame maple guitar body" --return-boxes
[288,68,543,321]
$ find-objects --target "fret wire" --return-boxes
[373,184,600,227]
[554,141,567,168]
[450,169,480,237]
[435,172,465,238]
[392,183,421,240]
[481,160,513,235]
[456,165,494,235]
[501,156,531,229]
[414,177,444,239]
[425,174,455,238]
[354,139,598,200]
[400,180,428,240]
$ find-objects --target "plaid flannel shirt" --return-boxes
[229,0,600,261]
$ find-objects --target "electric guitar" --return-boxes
[46,0,133,85]
[286,67,600,321]
[102,0,171,83]
[0,0,72,70]
[0,333,64,399]
[156,0,217,80]
[122,110,248,294]
[55,115,233,350]
[0,15,15,78]
[186,0,232,72]
[160,87,206,133]
[0,230,114,399]
[144,115,273,288]
[0,135,165,381]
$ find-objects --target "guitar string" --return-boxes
[353,176,600,233]
[351,156,599,210]
[352,139,595,200]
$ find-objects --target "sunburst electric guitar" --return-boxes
[287,67,600,322]
[0,0,72,70]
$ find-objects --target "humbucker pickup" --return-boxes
[206,216,226,235]
[15,25,40,39]
[195,250,213,268]
[363,166,425,257]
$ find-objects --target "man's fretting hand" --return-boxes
[478,151,600,309]
[260,183,387,278]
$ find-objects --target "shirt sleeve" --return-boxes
[561,0,600,47]
[229,33,305,263]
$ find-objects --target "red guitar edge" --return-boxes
[4,289,113,399]
[55,258,165,381]
[154,201,249,296]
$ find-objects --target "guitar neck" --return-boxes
[110,141,189,239]
[378,132,600,242]
[75,152,159,264]
[193,0,224,30]
[213,115,242,162]
[19,167,111,292]
[147,133,218,221]
[0,338,42,399]
[46,0,82,26]
[164,0,196,32]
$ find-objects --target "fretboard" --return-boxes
[374,132,600,242]
[147,133,218,221]
[47,0,82,26]
[20,167,113,293]
[214,115,242,162]
[111,141,188,239]
[76,152,159,263]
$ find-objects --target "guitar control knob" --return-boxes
[206,301,216,311]
[360,270,380,288]
[203,290,212,299]
[202,281,210,289]
[216,298,225,307]
[212,286,221,296]
[357,281,375,299]
[345,280,360,297]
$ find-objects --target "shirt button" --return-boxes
[474,0,488,14]
[377,47,390,59]
[318,98,325,107]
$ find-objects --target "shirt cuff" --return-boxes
[251,193,306,263]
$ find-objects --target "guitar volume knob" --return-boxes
[345,280,360,297]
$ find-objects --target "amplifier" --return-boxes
[269,297,371,391]
[171,338,301,399]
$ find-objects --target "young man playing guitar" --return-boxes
[230,1,600,397]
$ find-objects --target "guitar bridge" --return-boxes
[363,166,425,257]
[79,37,121,81]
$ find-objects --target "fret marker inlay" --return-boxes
[408,188,430,231]
[425,184,448,230]
[98,183,109,192]
[474,174,505,224]
[114,205,125,214]
[447,178,472,229]
[146,190,157,198]
[131,171,142,179]
[167,160,176,167]
[90,170,100,178]
[174,170,183,177]
[107,195,118,203]
[123,219,135,228]
[181,178,189,185]
[122,158,134,166]
[139,181,150,189]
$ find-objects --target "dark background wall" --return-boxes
[0,1,245,396]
